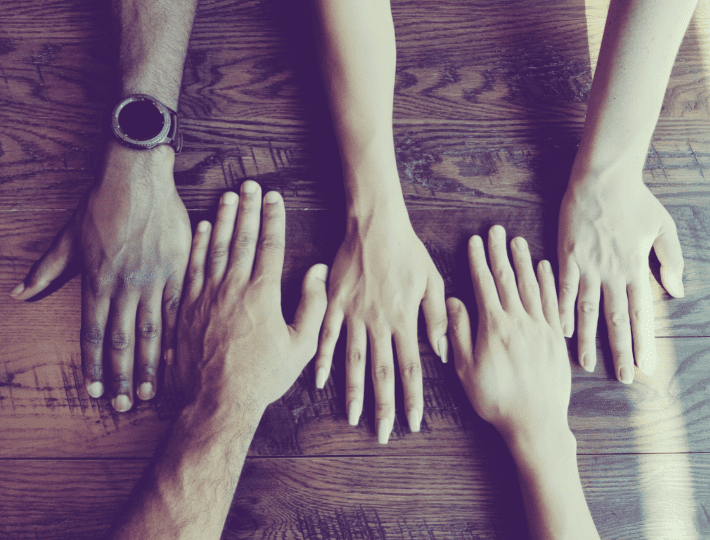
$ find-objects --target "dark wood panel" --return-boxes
[0,454,708,539]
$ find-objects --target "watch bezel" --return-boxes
[111,94,172,150]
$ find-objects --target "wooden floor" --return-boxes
[1,0,710,538]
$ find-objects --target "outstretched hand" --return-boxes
[558,174,684,382]
[447,225,571,445]
[176,181,329,413]
[10,142,191,411]
[313,209,447,444]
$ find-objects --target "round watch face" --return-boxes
[111,95,172,149]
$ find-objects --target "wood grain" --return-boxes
[1,454,708,539]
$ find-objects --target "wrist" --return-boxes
[99,140,176,189]
[506,424,577,472]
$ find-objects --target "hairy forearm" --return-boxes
[107,396,263,540]
[507,428,599,540]
[113,0,199,109]
[312,0,404,215]
[575,0,698,178]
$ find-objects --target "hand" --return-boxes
[176,181,328,414]
[314,206,447,444]
[447,225,571,446]
[557,169,684,382]
[10,141,191,411]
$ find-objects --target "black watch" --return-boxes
[110,94,182,154]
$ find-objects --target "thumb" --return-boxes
[290,263,329,359]
[653,215,685,298]
[10,222,76,301]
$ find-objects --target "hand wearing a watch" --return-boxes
[111,94,183,154]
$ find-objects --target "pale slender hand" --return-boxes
[10,142,191,411]
[314,209,447,443]
[558,171,684,382]
[176,181,329,409]
[447,225,599,540]
[447,225,570,443]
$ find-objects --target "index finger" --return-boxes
[468,235,502,315]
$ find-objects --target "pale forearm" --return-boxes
[312,0,404,214]
[508,429,599,540]
[575,0,698,177]
[108,397,263,540]
[114,0,199,109]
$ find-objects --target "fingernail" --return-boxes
[264,190,280,204]
[9,282,25,299]
[619,366,634,385]
[438,336,449,364]
[562,322,573,338]
[347,400,361,426]
[165,348,174,365]
[661,267,685,298]
[137,382,154,401]
[408,408,421,433]
[541,260,552,273]
[491,224,505,238]
[675,274,685,298]
[197,221,210,233]
[242,180,257,194]
[513,237,527,250]
[313,264,328,282]
[315,367,328,389]
[223,191,238,205]
[112,394,132,412]
[86,381,104,398]
[377,418,391,445]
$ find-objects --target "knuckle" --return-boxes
[110,331,130,351]
[258,234,284,254]
[83,362,103,382]
[347,350,365,369]
[399,362,421,381]
[494,266,514,283]
[111,373,132,392]
[631,308,644,323]
[375,403,393,418]
[208,244,230,264]
[82,325,104,348]
[373,364,393,382]
[234,233,256,249]
[165,294,181,314]
[579,301,598,315]
[560,282,577,296]
[139,323,159,340]
[609,311,629,328]
[346,383,363,396]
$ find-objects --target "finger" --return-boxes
[577,276,600,373]
[11,221,75,300]
[558,257,580,338]
[136,295,161,401]
[344,321,367,427]
[185,221,212,303]
[314,304,343,390]
[251,191,285,282]
[467,235,502,315]
[422,269,449,363]
[228,180,262,282]
[487,225,523,312]
[370,327,395,445]
[162,272,184,367]
[510,236,543,317]
[446,297,474,375]
[206,191,239,284]
[290,264,329,364]
[653,215,685,298]
[537,260,562,331]
[106,295,140,412]
[628,275,656,375]
[394,324,423,433]
[602,281,635,385]
[81,277,110,399]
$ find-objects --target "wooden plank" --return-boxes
[1,0,710,211]
[0,454,708,539]
[1,207,709,458]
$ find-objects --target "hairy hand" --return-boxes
[10,142,191,411]
[558,173,684,382]
[314,209,447,443]
[447,225,571,445]
[176,181,328,415]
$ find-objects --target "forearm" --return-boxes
[574,0,698,179]
[113,0,198,109]
[507,428,599,540]
[312,0,405,217]
[107,396,263,540]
